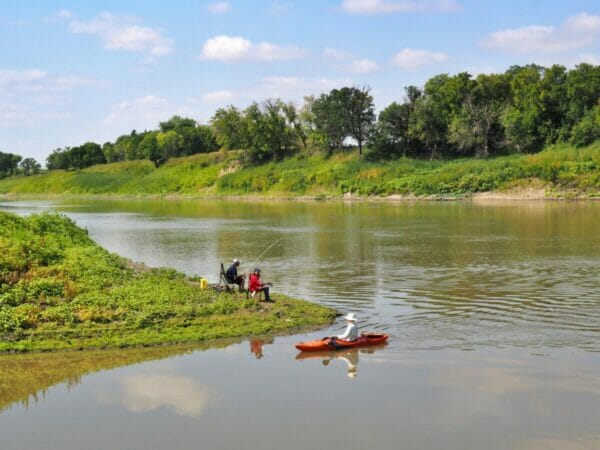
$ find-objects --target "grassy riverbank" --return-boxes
[0,212,336,353]
[0,142,599,199]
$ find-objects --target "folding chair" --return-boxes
[219,263,237,292]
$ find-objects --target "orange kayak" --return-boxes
[295,332,388,352]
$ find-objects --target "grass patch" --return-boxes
[1,142,599,198]
[0,212,336,352]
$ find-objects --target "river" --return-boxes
[1,198,599,449]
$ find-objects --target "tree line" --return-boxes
[0,152,41,179]
[368,63,600,160]
[46,116,218,170]
[212,63,599,162]
[3,63,599,175]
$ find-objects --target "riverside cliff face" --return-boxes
[1,143,599,200]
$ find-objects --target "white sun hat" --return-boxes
[344,313,357,322]
[233,258,240,263]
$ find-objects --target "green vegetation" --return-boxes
[1,142,599,198]
[0,212,337,352]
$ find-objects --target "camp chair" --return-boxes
[219,263,237,292]
[249,289,264,301]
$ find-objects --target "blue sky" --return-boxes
[1,0,599,162]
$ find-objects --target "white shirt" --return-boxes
[337,322,359,341]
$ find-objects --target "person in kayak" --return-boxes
[225,258,246,292]
[336,313,359,341]
[248,268,273,302]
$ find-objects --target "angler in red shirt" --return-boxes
[248,268,272,302]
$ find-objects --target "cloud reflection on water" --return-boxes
[98,373,214,418]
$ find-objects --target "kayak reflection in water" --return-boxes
[249,338,273,359]
[296,346,385,379]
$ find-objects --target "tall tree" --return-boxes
[339,86,376,155]
[19,158,42,175]
[311,90,347,155]
[371,86,422,160]
[0,151,22,177]
[138,132,161,167]
[210,106,249,150]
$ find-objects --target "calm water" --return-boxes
[1,198,599,449]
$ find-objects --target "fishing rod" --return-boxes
[244,237,283,273]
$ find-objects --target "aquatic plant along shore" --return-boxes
[0,212,336,352]
[0,142,598,199]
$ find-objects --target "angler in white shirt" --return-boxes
[337,313,359,341]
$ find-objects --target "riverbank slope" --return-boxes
[0,212,337,352]
[0,142,599,199]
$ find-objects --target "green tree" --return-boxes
[122,130,144,161]
[194,125,219,153]
[157,130,184,161]
[502,65,545,153]
[102,142,124,163]
[570,103,600,147]
[19,158,42,175]
[46,148,70,170]
[243,100,300,164]
[0,151,22,177]
[370,86,422,160]
[565,63,600,133]
[409,73,475,159]
[339,86,375,155]
[311,91,347,155]
[159,115,197,132]
[210,106,249,150]
[138,132,161,167]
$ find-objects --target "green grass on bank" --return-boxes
[1,142,599,198]
[0,212,336,352]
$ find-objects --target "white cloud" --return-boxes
[0,69,46,86]
[324,47,355,61]
[349,59,380,74]
[483,13,600,54]
[259,76,352,97]
[323,48,380,73]
[483,26,589,54]
[201,90,235,103]
[269,1,292,15]
[0,103,70,127]
[201,35,307,62]
[67,13,173,62]
[56,9,73,19]
[341,0,460,15]
[0,69,107,94]
[105,95,168,127]
[207,1,232,14]
[565,13,600,33]
[391,48,448,69]
[580,53,600,65]
[197,76,352,106]
[53,75,109,90]
[104,95,195,131]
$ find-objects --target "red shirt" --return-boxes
[248,273,262,292]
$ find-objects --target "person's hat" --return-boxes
[254,267,261,273]
[344,313,357,322]
[233,258,240,264]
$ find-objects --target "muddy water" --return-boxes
[0,198,599,449]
